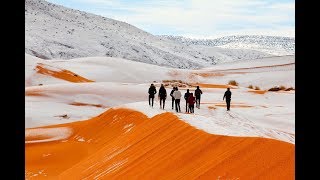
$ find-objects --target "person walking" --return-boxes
[187,93,196,113]
[158,84,167,109]
[195,86,203,109]
[170,87,176,110]
[223,87,232,111]
[173,87,182,112]
[184,89,191,113]
[148,84,157,107]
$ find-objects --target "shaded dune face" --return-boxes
[26,108,294,179]
[35,63,94,83]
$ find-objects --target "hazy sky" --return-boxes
[46,0,295,39]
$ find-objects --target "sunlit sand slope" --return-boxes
[36,63,94,83]
[26,108,294,179]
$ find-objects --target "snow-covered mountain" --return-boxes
[160,35,295,56]
[25,0,273,69]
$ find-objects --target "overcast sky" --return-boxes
[47,0,295,39]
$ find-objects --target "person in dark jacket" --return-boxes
[148,84,157,107]
[223,88,232,111]
[170,87,176,109]
[184,89,190,113]
[187,93,196,113]
[158,84,167,109]
[195,86,203,109]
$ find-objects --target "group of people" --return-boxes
[149,83,233,112]
[148,84,206,113]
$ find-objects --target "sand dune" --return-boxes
[190,62,294,79]
[36,63,94,83]
[26,108,294,179]
[208,62,294,72]
[25,54,295,178]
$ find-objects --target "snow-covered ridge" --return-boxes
[26,0,273,69]
[159,35,295,56]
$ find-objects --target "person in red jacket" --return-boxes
[187,93,196,113]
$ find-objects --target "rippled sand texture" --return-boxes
[26,108,294,179]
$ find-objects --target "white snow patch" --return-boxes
[121,101,294,144]
[42,154,51,157]
[123,123,135,133]
[77,137,86,142]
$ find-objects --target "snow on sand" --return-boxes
[25,53,295,179]
[25,54,294,144]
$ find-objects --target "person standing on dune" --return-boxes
[184,89,190,113]
[158,84,167,109]
[223,87,232,111]
[170,87,176,110]
[148,84,157,107]
[187,93,196,113]
[173,87,182,112]
[195,86,203,109]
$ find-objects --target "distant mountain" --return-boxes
[26,0,274,69]
[159,35,295,56]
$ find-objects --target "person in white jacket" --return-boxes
[172,87,182,112]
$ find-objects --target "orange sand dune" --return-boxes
[26,108,294,179]
[192,83,236,89]
[36,63,94,83]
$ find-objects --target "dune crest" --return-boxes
[26,108,294,179]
